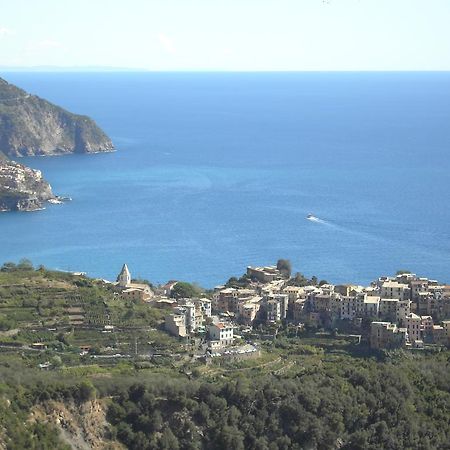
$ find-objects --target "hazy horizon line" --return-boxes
[2,66,450,74]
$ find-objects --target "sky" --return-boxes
[0,0,449,71]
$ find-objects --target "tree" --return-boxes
[160,427,180,450]
[17,258,33,271]
[226,275,251,288]
[50,355,63,368]
[289,272,308,286]
[396,270,411,275]
[1,262,16,272]
[75,381,96,402]
[277,259,292,278]
[171,282,200,299]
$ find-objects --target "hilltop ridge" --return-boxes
[0,77,113,157]
[0,76,114,211]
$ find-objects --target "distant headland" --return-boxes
[0,76,113,211]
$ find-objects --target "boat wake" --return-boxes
[306,214,387,244]
[306,214,327,224]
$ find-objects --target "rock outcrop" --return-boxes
[0,76,114,212]
[30,399,123,450]
[0,77,113,157]
[0,158,55,211]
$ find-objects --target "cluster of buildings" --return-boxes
[209,267,450,350]
[114,264,235,350]
[116,263,450,351]
[163,297,234,350]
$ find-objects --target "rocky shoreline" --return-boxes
[0,76,114,212]
[0,159,56,212]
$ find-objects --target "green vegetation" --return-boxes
[0,77,113,158]
[1,331,449,449]
[287,272,327,287]
[225,274,252,288]
[171,281,203,299]
[0,263,449,448]
[396,269,412,275]
[106,349,450,449]
[277,259,292,278]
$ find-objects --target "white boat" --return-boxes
[306,213,320,222]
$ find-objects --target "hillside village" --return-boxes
[113,261,450,353]
[1,259,450,448]
[1,259,450,370]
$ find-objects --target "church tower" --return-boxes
[117,263,131,287]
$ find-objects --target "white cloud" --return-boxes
[157,33,176,54]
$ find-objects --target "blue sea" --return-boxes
[1,72,450,287]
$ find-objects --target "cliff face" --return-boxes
[0,77,114,157]
[0,159,55,211]
[30,399,123,450]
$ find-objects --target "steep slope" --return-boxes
[0,77,113,157]
[0,158,56,211]
[30,399,123,450]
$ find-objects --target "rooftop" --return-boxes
[382,281,409,289]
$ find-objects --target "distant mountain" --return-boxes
[0,77,113,157]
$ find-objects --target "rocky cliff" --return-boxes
[0,77,113,157]
[30,399,123,450]
[0,76,115,212]
[0,158,55,211]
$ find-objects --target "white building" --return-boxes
[209,322,234,347]
[380,281,410,301]
[177,299,196,332]
[195,298,212,318]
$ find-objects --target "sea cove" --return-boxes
[1,72,450,286]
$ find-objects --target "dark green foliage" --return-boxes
[288,272,322,287]
[108,353,450,450]
[225,275,252,288]
[1,261,450,449]
[171,282,202,299]
[75,380,96,402]
[289,272,309,286]
[0,379,98,449]
[276,259,292,278]
[17,258,34,271]
[396,269,412,275]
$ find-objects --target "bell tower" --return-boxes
[117,263,131,287]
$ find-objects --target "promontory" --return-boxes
[0,76,114,211]
[0,76,113,157]
[0,153,55,211]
